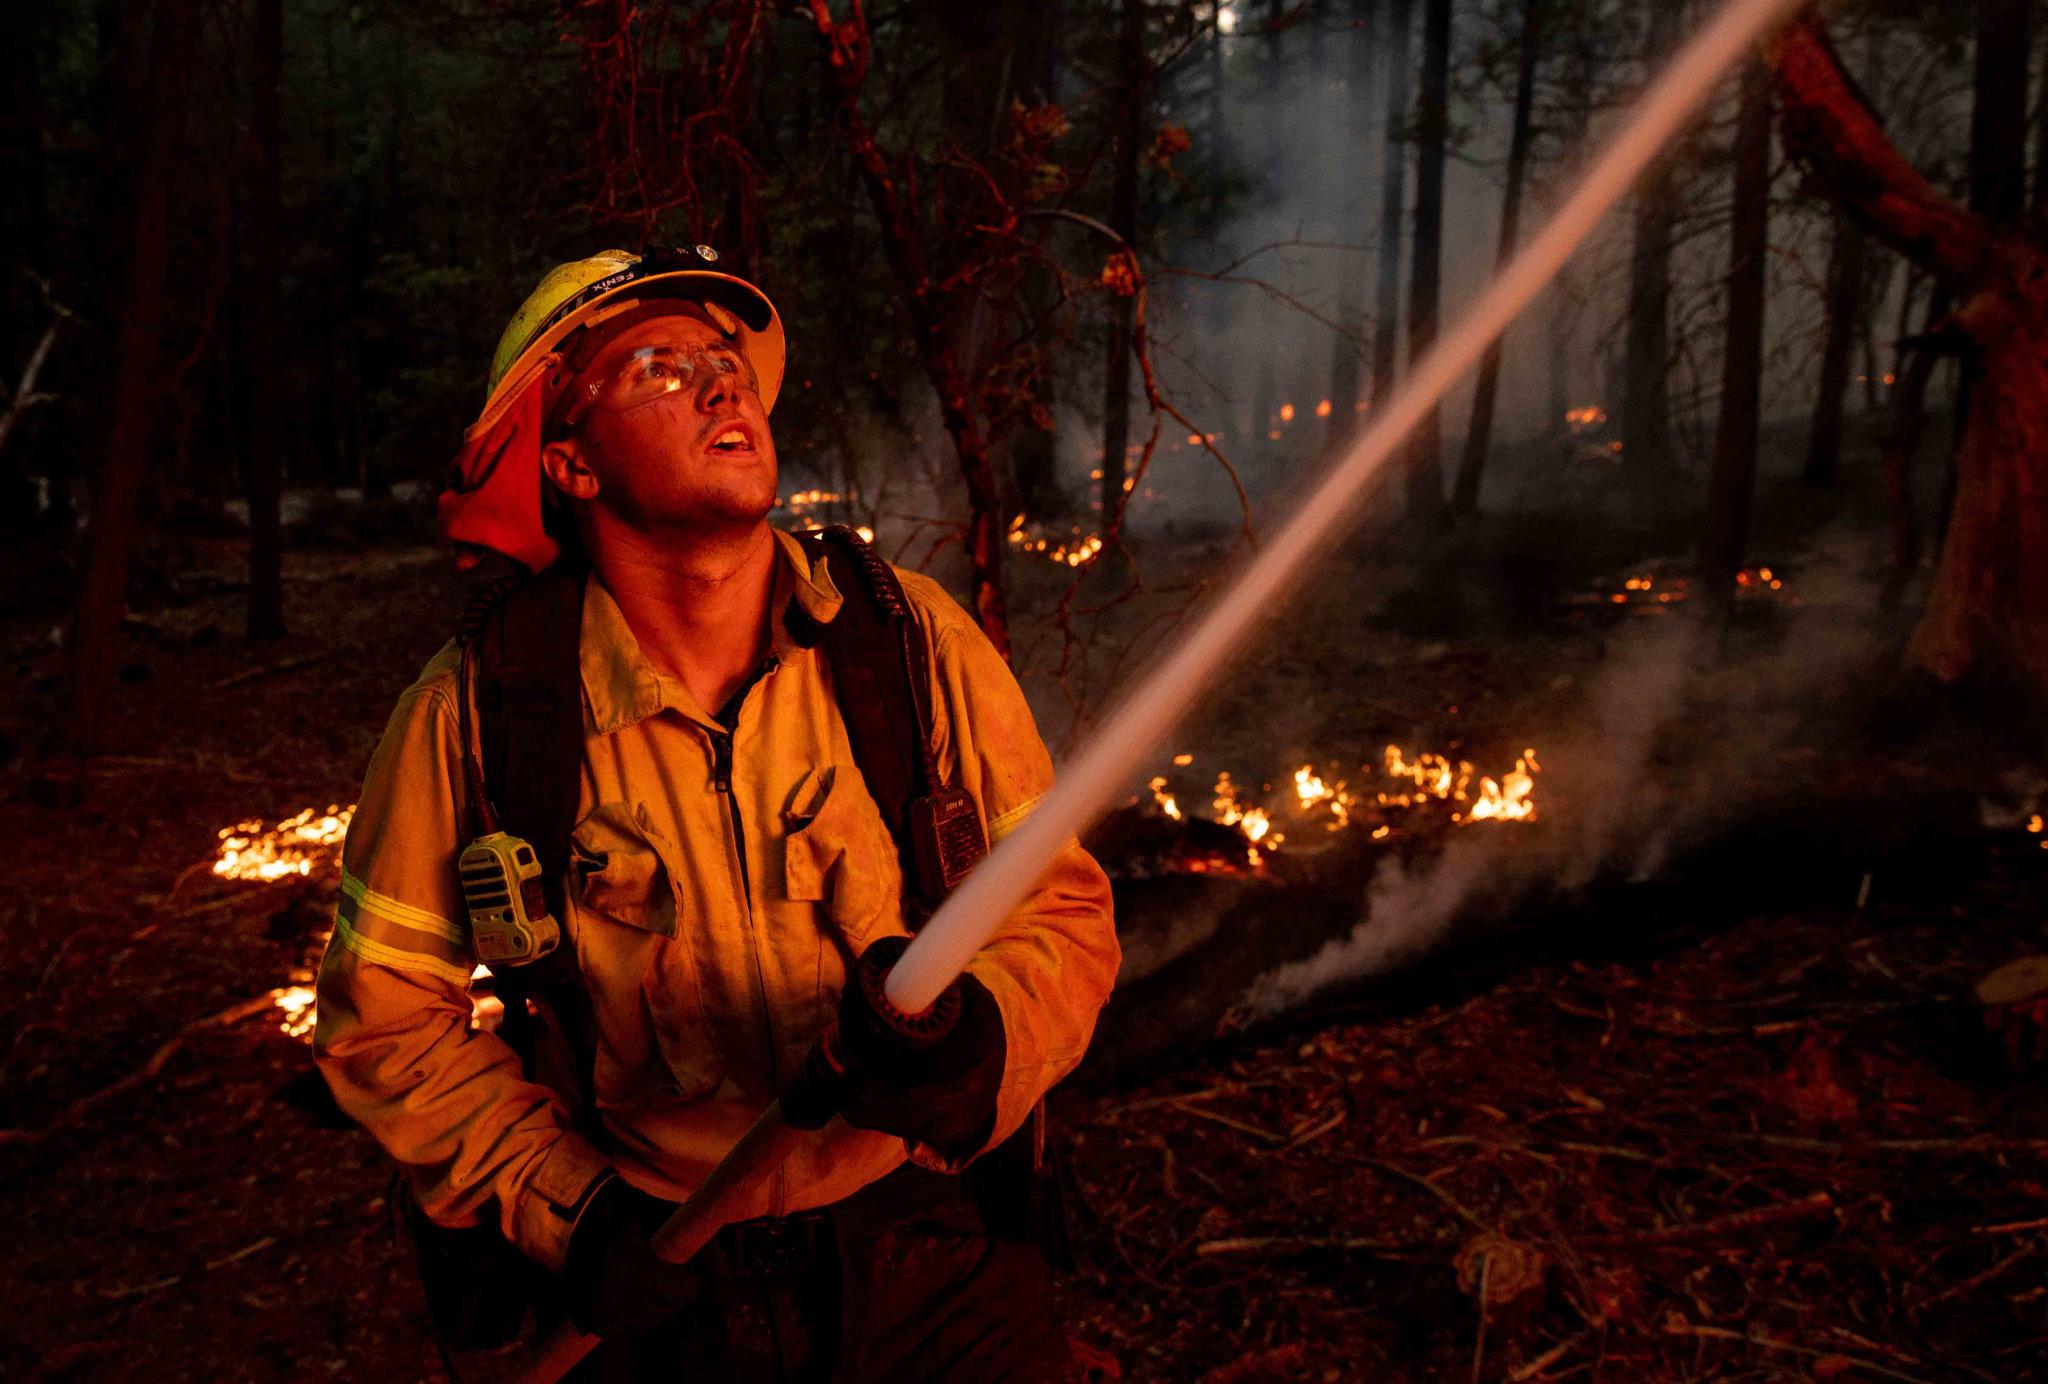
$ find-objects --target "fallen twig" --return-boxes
[1660,1319,1937,1384]
[1507,1318,1605,1381]
[1195,1235,1412,1258]
[203,1236,278,1271]
[1338,1152,1491,1230]
[1272,1108,1347,1154]
[1167,1099,1285,1144]
[1583,1190,1833,1246]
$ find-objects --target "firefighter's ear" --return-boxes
[541,437,601,502]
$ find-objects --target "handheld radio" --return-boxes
[455,637,561,968]
[459,832,560,966]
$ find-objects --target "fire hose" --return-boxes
[511,0,1812,1376]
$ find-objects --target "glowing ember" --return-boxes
[273,985,318,1039]
[214,805,354,881]
[1149,776,1183,821]
[1278,403,1295,423]
[1381,746,1461,804]
[780,488,844,513]
[1292,764,1353,829]
[1315,399,1333,418]
[1565,405,1607,430]
[1587,566,1790,611]
[2030,815,2046,850]
[1460,750,1540,823]
[1172,753,1194,766]
[1008,518,1104,567]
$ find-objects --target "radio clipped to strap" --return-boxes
[454,634,565,970]
[458,831,560,966]
[910,782,985,901]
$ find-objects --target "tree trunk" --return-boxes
[1323,0,1376,460]
[68,0,193,749]
[1696,61,1773,613]
[1101,0,1145,533]
[247,0,285,640]
[1881,290,1952,607]
[1007,0,1062,522]
[1970,0,2031,224]
[1622,4,1682,470]
[1801,212,1866,488]
[1403,0,1450,524]
[1860,253,1892,413]
[1450,0,1540,516]
[1771,15,2048,690]
[1369,0,1411,411]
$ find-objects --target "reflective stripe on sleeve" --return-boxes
[986,792,1043,843]
[333,873,474,986]
[340,870,467,945]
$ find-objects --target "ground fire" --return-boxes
[1123,742,1543,876]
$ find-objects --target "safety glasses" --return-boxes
[560,339,759,430]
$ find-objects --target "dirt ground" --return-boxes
[2,510,2045,1382]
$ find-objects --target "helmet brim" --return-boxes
[483,268,786,425]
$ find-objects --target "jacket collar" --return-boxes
[580,526,844,735]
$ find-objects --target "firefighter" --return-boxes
[313,247,1119,1380]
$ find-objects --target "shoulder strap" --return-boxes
[796,526,985,920]
[474,566,587,912]
[468,566,589,1100]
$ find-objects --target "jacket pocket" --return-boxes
[568,802,718,1104]
[782,764,893,952]
[570,802,678,937]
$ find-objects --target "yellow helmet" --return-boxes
[482,245,786,427]
[441,246,786,574]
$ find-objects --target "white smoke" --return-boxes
[1247,538,1899,1014]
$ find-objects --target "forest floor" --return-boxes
[2,469,2046,1381]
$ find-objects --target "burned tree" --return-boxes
[1771,15,2048,689]
[1696,58,1772,613]
[1449,0,1541,516]
[1369,0,1412,411]
[1620,3,1680,470]
[1800,211,1865,489]
[1403,0,1452,523]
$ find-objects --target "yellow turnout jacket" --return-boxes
[313,529,1119,1270]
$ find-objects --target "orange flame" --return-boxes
[214,805,354,882]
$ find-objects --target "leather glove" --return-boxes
[560,1174,707,1340]
[835,936,1007,1155]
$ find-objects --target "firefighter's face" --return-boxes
[542,308,778,537]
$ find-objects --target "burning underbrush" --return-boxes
[205,805,354,1040]
[1087,741,1541,880]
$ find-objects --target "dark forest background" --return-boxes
[2,0,2043,742]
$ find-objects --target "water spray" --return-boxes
[513,0,1809,1375]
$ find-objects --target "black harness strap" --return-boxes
[471,566,590,1107]
[793,526,961,919]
